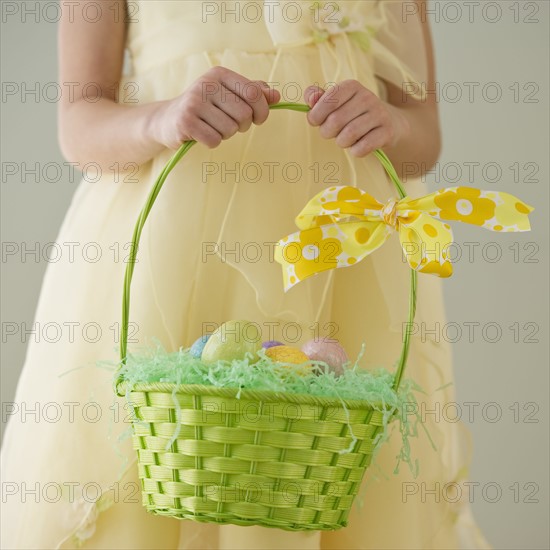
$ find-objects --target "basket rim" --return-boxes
[118,381,398,411]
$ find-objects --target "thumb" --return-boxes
[304,85,325,108]
[257,80,281,105]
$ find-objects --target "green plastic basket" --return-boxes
[114,103,417,531]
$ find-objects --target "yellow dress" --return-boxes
[1,1,492,548]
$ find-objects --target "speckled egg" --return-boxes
[262,340,284,349]
[301,338,349,376]
[265,345,312,374]
[201,320,262,364]
[189,334,211,359]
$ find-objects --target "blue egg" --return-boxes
[190,334,211,358]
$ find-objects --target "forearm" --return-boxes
[58,96,170,170]
[382,100,441,182]
[380,0,441,182]
[57,67,281,173]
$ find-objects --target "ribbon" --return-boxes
[274,185,534,291]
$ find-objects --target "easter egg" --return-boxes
[301,338,349,376]
[262,340,284,349]
[201,320,262,364]
[189,334,211,359]
[265,345,312,374]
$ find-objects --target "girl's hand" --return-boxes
[152,66,281,150]
[303,80,410,158]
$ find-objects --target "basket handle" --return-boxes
[115,102,417,395]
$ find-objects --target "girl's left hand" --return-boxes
[304,80,410,158]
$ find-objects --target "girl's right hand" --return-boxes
[151,66,281,150]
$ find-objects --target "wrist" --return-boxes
[142,100,168,147]
[386,103,411,149]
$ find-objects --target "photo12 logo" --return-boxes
[1,2,140,24]
[402,1,540,24]
[402,481,540,504]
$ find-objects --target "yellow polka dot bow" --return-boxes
[274,185,534,291]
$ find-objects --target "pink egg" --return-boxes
[301,338,349,376]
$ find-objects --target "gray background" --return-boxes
[1,1,548,549]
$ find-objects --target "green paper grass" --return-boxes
[115,339,424,475]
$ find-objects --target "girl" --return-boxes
[1,1,491,548]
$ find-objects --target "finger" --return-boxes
[334,112,381,148]
[252,81,281,123]
[217,70,271,124]
[187,118,223,149]
[304,85,325,109]
[307,82,356,127]
[210,88,255,133]
[349,126,387,158]
[263,87,281,106]
[318,100,371,140]
[256,80,281,106]
[198,103,242,139]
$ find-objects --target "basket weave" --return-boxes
[115,103,417,531]
[126,384,389,530]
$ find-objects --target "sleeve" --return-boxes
[369,0,430,101]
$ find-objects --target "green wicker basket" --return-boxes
[114,103,417,531]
